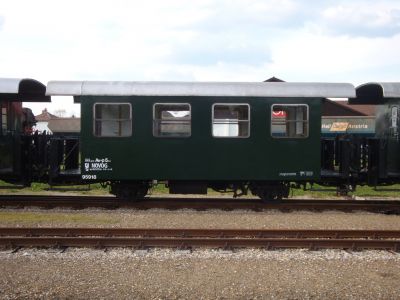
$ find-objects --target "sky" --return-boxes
[1,0,400,116]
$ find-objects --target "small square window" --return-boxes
[153,103,191,137]
[212,104,250,138]
[271,104,308,138]
[94,103,132,137]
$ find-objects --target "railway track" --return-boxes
[0,227,399,251]
[0,195,399,213]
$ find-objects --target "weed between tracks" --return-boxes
[0,211,117,226]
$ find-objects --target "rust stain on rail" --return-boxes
[0,227,399,251]
[0,195,399,214]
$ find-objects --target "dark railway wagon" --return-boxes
[0,78,49,184]
[352,82,400,186]
[46,81,355,199]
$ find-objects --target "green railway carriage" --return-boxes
[47,81,355,200]
[5,78,400,201]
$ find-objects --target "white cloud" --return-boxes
[319,1,400,37]
[266,29,400,83]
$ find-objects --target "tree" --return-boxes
[54,109,66,117]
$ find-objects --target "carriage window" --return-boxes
[1,107,7,135]
[271,104,308,138]
[212,104,250,138]
[94,103,132,137]
[153,103,191,137]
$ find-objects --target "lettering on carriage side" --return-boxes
[279,172,297,177]
[84,157,113,171]
[82,174,97,180]
[279,171,314,177]
[299,171,314,177]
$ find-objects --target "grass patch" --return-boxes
[150,184,169,194]
[351,184,400,197]
[291,183,400,198]
[0,180,109,196]
[1,180,399,198]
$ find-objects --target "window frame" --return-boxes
[152,102,192,138]
[93,102,132,138]
[270,103,309,139]
[391,106,398,128]
[211,103,250,138]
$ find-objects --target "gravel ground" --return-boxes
[0,248,399,299]
[0,208,400,229]
[1,208,399,299]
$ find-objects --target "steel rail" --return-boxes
[0,228,399,251]
[1,237,399,251]
[1,227,400,239]
[0,195,399,213]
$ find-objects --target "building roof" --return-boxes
[47,118,80,133]
[322,99,376,116]
[334,100,376,116]
[46,81,356,98]
[263,76,285,82]
[35,108,59,122]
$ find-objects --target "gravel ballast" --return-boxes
[1,208,400,229]
[0,249,399,299]
[1,208,400,298]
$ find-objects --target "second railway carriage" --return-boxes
[0,78,49,184]
[46,81,355,200]
[351,82,400,186]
